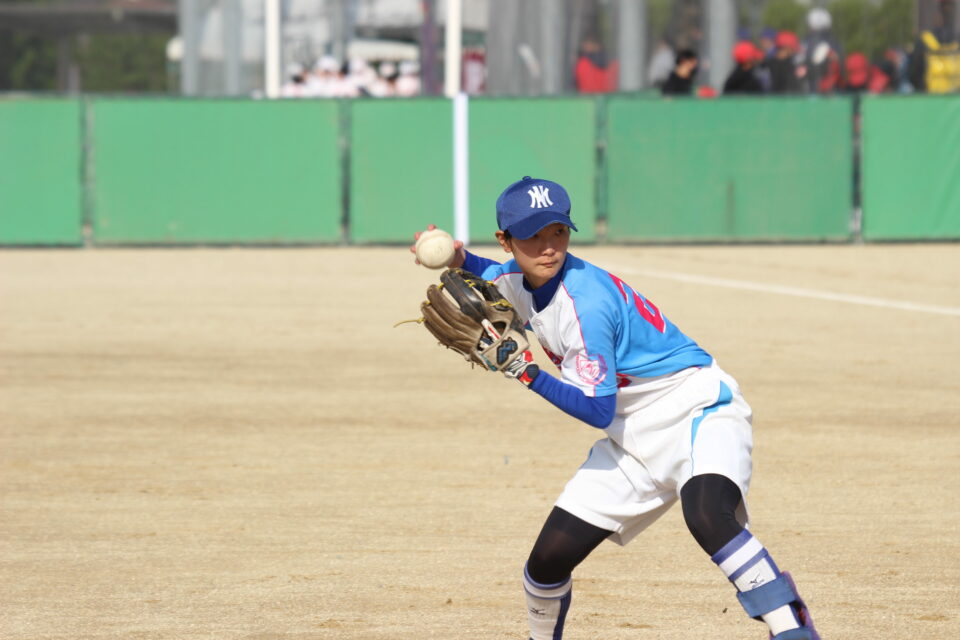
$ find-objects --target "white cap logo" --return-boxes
[527,185,554,209]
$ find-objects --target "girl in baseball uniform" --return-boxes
[412,176,820,640]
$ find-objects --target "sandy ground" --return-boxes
[1,244,958,640]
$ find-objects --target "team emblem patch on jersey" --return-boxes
[575,353,607,386]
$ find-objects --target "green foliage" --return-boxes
[832,0,916,59]
[831,0,876,55]
[77,35,169,93]
[761,0,807,33]
[874,0,916,51]
[648,0,673,40]
[0,33,57,91]
[0,27,170,93]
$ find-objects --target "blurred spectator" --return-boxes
[348,58,377,96]
[880,47,911,93]
[755,27,778,91]
[575,34,619,93]
[308,55,340,97]
[759,27,778,58]
[462,48,487,95]
[280,63,310,98]
[368,62,397,98]
[767,31,802,94]
[396,60,421,97]
[723,42,764,95]
[801,7,844,94]
[908,0,960,93]
[330,61,360,98]
[647,36,676,88]
[661,49,699,96]
[844,52,890,94]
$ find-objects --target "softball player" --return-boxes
[412,176,821,640]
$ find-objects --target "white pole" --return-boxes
[264,0,281,98]
[707,0,736,91]
[453,92,469,245]
[444,0,462,97]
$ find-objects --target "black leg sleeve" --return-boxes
[525,506,612,586]
[680,473,747,556]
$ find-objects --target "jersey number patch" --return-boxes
[609,273,666,333]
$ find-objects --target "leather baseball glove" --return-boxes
[418,268,538,384]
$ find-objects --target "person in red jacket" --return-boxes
[844,52,890,93]
[575,35,619,93]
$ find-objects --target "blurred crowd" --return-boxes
[280,56,421,98]
[281,3,958,100]
[649,3,960,98]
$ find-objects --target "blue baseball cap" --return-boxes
[496,176,578,240]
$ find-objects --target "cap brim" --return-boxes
[506,212,578,240]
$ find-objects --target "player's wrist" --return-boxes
[517,363,539,387]
[504,350,538,386]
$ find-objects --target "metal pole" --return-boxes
[264,0,281,98]
[706,0,735,90]
[444,0,462,97]
[224,0,242,96]
[452,92,469,245]
[179,0,200,95]
[420,0,440,96]
[618,0,647,91]
[540,0,563,94]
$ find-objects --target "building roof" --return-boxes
[0,0,176,36]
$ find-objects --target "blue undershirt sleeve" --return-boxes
[528,370,617,429]
[462,251,502,277]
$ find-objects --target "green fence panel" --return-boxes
[468,98,596,244]
[92,99,341,244]
[606,97,853,242]
[349,99,452,243]
[862,96,960,240]
[0,99,83,245]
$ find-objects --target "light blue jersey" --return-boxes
[476,253,713,398]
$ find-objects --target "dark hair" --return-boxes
[502,229,513,241]
[676,49,699,65]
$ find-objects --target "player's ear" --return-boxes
[495,230,513,253]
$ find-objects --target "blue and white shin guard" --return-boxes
[523,563,572,640]
[711,530,820,640]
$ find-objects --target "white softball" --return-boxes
[415,228,455,269]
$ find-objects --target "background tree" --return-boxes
[761,0,808,34]
[0,0,172,93]
[77,35,170,93]
[0,33,57,91]
[873,0,916,53]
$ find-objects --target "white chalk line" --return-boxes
[609,266,960,318]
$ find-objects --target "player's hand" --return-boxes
[502,350,539,387]
[410,224,466,268]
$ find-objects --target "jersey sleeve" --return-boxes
[462,251,503,280]
[555,293,620,398]
[529,370,617,429]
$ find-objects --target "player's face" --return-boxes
[498,223,571,289]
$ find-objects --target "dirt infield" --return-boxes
[1,244,958,640]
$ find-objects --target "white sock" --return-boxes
[523,563,572,640]
[711,530,801,635]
